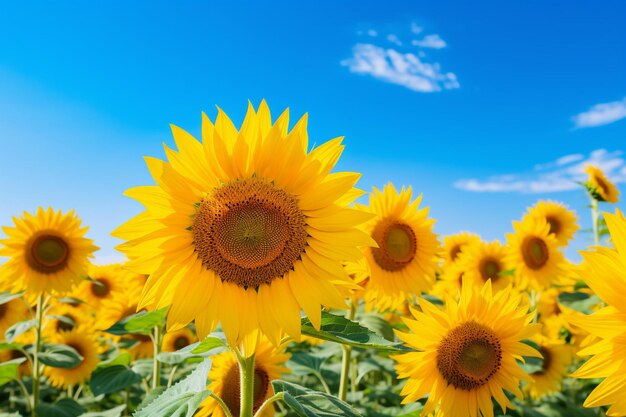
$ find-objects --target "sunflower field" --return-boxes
[1,102,625,417]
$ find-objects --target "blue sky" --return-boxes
[1,1,625,262]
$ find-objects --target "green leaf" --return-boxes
[79,405,127,417]
[273,380,363,417]
[96,352,132,369]
[360,314,395,342]
[300,312,404,352]
[158,336,226,365]
[558,292,601,312]
[133,359,213,417]
[35,398,84,417]
[4,319,36,343]
[0,342,24,352]
[0,358,26,387]
[190,336,227,354]
[105,308,167,336]
[90,365,142,396]
[288,351,327,375]
[38,344,83,369]
[0,291,24,305]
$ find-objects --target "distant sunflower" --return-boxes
[505,218,565,290]
[0,332,34,377]
[524,200,579,246]
[458,240,512,292]
[76,264,128,308]
[113,102,373,348]
[442,232,479,266]
[359,183,439,311]
[162,327,197,352]
[569,210,626,416]
[125,333,154,360]
[524,338,575,400]
[196,337,290,417]
[432,263,464,301]
[43,302,93,338]
[43,329,99,389]
[0,208,98,295]
[393,281,540,417]
[584,165,620,203]
[0,297,30,337]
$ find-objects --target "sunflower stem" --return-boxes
[32,293,45,417]
[210,392,235,417]
[16,378,32,412]
[151,326,162,390]
[253,392,283,417]
[590,198,600,247]
[338,300,357,401]
[236,350,256,417]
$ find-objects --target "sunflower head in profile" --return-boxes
[442,232,480,266]
[505,218,566,290]
[162,327,197,352]
[196,337,290,417]
[0,208,98,295]
[458,240,513,292]
[358,183,439,312]
[524,200,579,246]
[76,264,128,309]
[569,210,626,416]
[113,102,374,349]
[584,165,620,203]
[393,280,540,417]
[43,329,99,389]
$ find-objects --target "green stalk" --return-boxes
[253,392,284,417]
[338,300,357,401]
[236,350,256,417]
[151,326,162,390]
[32,293,45,417]
[591,198,600,247]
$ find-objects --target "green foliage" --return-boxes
[0,292,25,305]
[35,398,85,417]
[4,319,36,342]
[273,380,363,417]
[37,344,83,369]
[90,365,142,396]
[105,308,167,336]
[0,358,26,387]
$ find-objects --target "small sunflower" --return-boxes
[432,263,464,301]
[43,329,99,389]
[584,165,620,203]
[524,200,579,246]
[359,183,439,311]
[0,297,30,338]
[458,240,512,292]
[393,281,540,417]
[442,232,479,266]
[524,336,575,400]
[505,218,566,290]
[196,337,290,417]
[0,208,98,295]
[162,327,197,352]
[113,102,373,348]
[125,333,154,360]
[43,301,94,338]
[569,210,626,416]
[76,264,128,309]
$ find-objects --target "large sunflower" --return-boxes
[505,218,565,290]
[584,165,620,203]
[43,329,100,389]
[75,264,129,309]
[196,337,290,417]
[569,210,626,416]
[0,208,98,295]
[524,200,579,246]
[458,240,512,292]
[393,281,540,417]
[359,183,439,311]
[113,102,373,348]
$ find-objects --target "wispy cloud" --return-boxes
[386,34,402,46]
[412,34,447,49]
[411,23,424,35]
[572,98,626,128]
[455,149,626,193]
[341,43,459,93]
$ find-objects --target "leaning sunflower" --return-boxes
[359,183,439,311]
[162,327,197,352]
[505,218,566,290]
[457,240,512,292]
[43,329,99,389]
[0,208,98,295]
[196,336,290,417]
[113,102,373,348]
[524,200,579,246]
[569,210,626,416]
[584,165,620,203]
[442,232,479,266]
[393,280,540,417]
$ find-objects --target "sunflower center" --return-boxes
[192,177,308,289]
[0,303,6,320]
[522,237,549,270]
[437,321,502,391]
[595,176,610,196]
[56,314,76,332]
[479,258,501,282]
[221,364,270,417]
[90,278,111,298]
[26,234,70,274]
[546,217,561,235]
[450,245,462,261]
[371,221,417,272]
[532,347,552,375]
[173,336,190,350]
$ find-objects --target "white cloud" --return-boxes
[387,34,402,46]
[572,98,626,128]
[455,149,626,193]
[367,29,378,37]
[341,43,459,93]
[412,34,447,49]
[411,23,424,34]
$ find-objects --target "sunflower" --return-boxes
[43,301,94,338]
[0,297,30,338]
[442,232,479,266]
[162,327,197,352]
[569,210,626,416]
[524,200,579,246]
[505,218,566,290]
[196,337,290,417]
[584,165,620,203]
[75,264,128,309]
[393,281,540,417]
[359,183,439,312]
[524,337,575,400]
[113,102,373,348]
[43,329,99,389]
[458,240,512,292]
[0,208,98,295]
